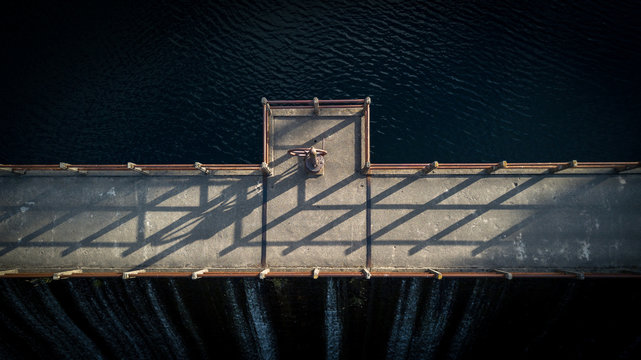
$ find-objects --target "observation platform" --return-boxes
[1,98,641,279]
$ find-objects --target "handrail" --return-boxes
[267,99,365,104]
[1,163,261,173]
[368,161,641,173]
[1,270,640,279]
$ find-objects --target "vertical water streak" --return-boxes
[143,280,186,358]
[122,280,171,357]
[243,280,278,360]
[224,279,256,359]
[447,279,502,359]
[168,279,208,358]
[408,280,457,358]
[324,278,342,360]
[386,278,421,360]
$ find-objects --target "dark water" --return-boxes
[2,1,641,358]
[2,1,640,164]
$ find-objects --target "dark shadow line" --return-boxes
[370,176,481,243]
[407,175,546,255]
[366,175,372,268]
[218,172,362,256]
[469,175,612,256]
[1,183,139,256]
[261,175,267,268]
[61,182,192,257]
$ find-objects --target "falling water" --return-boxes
[324,278,342,360]
[386,278,421,359]
[224,279,255,359]
[167,279,208,358]
[243,280,278,360]
[407,280,457,358]
[1,279,641,359]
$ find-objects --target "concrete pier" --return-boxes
[1,102,640,276]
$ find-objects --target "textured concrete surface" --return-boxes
[370,173,641,271]
[1,106,640,273]
[0,176,263,271]
[266,108,366,267]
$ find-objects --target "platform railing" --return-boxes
[1,269,640,280]
[266,98,366,109]
[0,163,261,175]
[369,161,641,173]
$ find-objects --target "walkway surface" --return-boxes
[1,107,640,273]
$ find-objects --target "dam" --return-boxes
[1,98,640,279]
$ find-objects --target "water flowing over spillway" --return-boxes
[1,278,640,359]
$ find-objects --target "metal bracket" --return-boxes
[194,162,210,175]
[191,269,208,280]
[122,269,146,279]
[60,162,87,175]
[0,269,18,276]
[427,268,443,280]
[549,160,578,174]
[259,268,270,279]
[261,162,273,176]
[493,269,513,280]
[422,161,439,174]
[127,162,149,175]
[53,269,82,280]
[562,270,585,280]
[362,268,371,279]
[486,161,508,174]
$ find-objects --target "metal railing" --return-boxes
[369,161,641,173]
[0,163,261,175]
[1,269,639,280]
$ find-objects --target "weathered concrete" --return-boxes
[1,106,640,273]
[370,173,641,271]
[0,176,263,271]
[266,108,366,268]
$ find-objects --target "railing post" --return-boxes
[362,161,371,174]
[493,269,513,280]
[261,162,273,176]
[194,162,210,174]
[60,162,87,175]
[53,269,82,280]
[262,97,272,121]
[427,268,442,280]
[313,268,320,279]
[313,97,320,115]
[422,161,439,174]
[549,160,577,174]
[259,268,270,279]
[122,269,145,279]
[486,161,508,174]
[362,268,371,279]
[191,268,208,280]
[127,162,149,175]
[561,270,585,280]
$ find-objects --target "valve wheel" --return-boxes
[287,148,328,157]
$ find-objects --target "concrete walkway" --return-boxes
[1,107,640,273]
